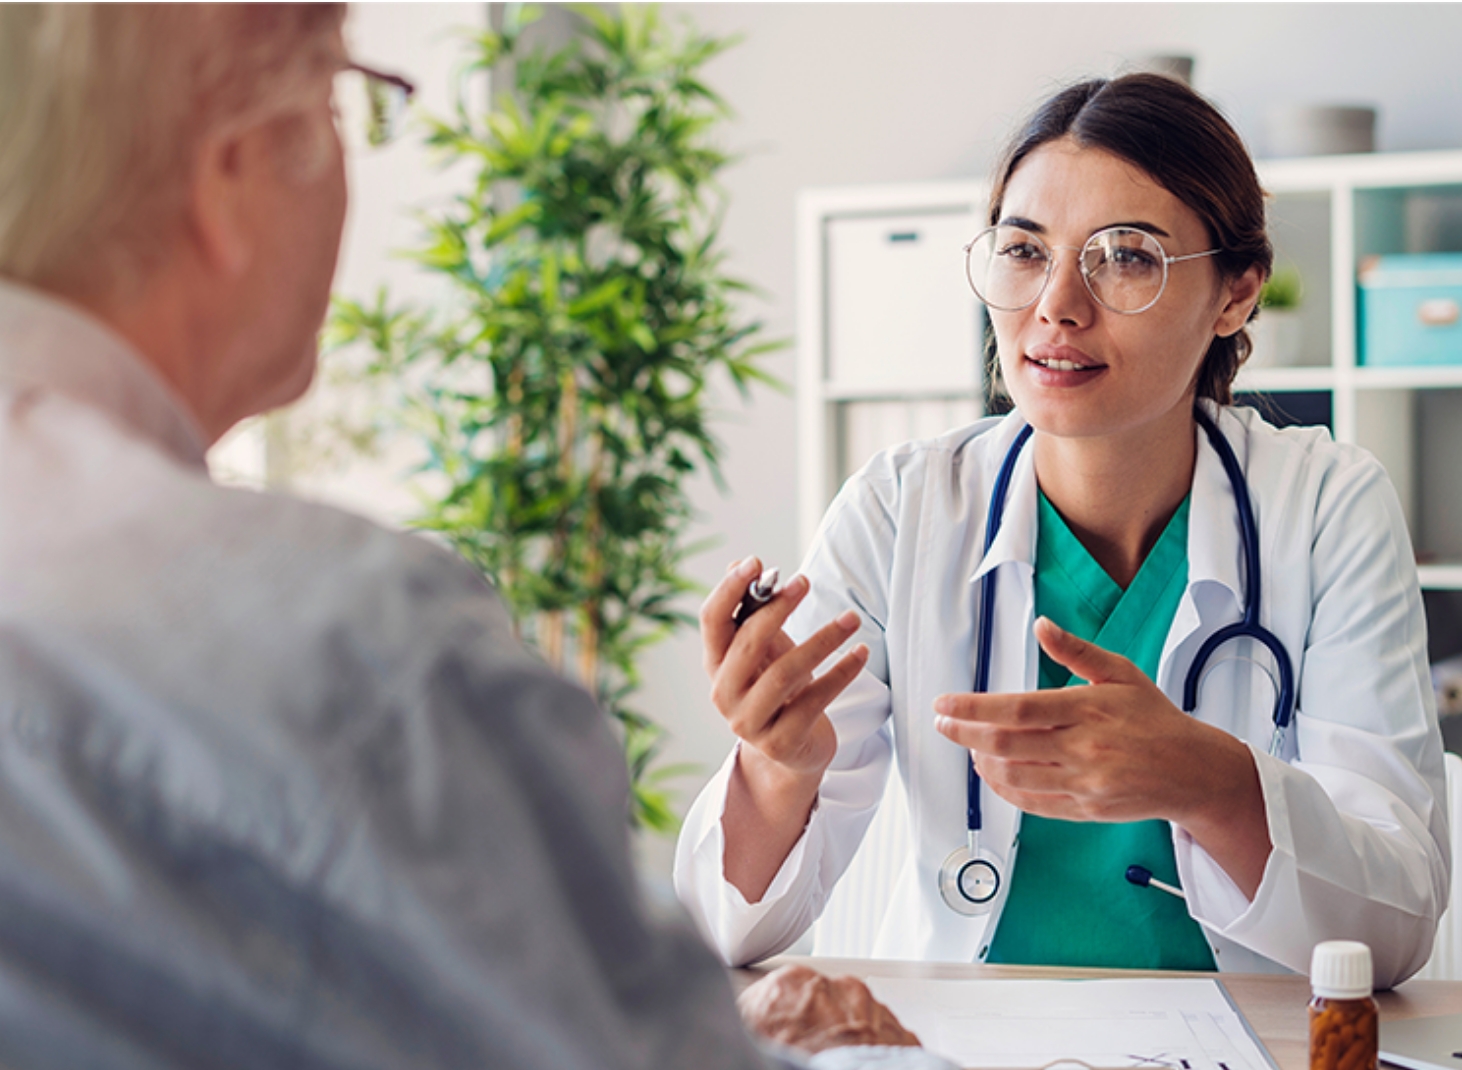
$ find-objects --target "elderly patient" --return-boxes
[0,6,949,1069]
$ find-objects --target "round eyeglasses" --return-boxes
[333,61,416,150]
[964,225,1222,315]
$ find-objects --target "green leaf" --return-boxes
[565,277,626,318]
[483,199,544,245]
[628,322,657,353]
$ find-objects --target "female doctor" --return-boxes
[674,73,1449,986]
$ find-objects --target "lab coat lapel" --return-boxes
[927,414,1037,962]
[1158,402,1247,702]
[898,413,1040,966]
[970,414,1040,697]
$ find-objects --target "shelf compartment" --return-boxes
[835,397,981,486]
[1415,390,1462,574]
[1265,189,1333,369]
[1235,389,1333,432]
[824,209,982,393]
[1354,183,1462,262]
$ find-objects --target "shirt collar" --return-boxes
[0,278,208,469]
[969,410,1039,584]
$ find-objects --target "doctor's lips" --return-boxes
[1025,343,1104,373]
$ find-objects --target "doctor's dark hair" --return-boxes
[988,73,1273,405]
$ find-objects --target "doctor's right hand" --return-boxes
[700,556,869,784]
[702,557,868,901]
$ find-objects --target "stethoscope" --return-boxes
[938,407,1297,917]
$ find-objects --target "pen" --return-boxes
[732,566,780,627]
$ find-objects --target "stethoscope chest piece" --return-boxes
[938,845,1002,916]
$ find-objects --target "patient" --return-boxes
[0,6,947,1068]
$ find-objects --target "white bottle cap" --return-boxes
[1310,940,1374,999]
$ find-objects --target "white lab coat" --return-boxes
[675,402,1449,987]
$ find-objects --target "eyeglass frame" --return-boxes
[963,224,1223,316]
[343,61,415,99]
[337,61,417,147]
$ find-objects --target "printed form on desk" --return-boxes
[866,977,1278,1070]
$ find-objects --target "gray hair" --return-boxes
[0,3,345,300]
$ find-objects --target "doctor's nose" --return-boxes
[1035,251,1096,329]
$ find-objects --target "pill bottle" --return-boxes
[1309,940,1378,1070]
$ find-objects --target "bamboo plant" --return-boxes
[328,4,781,830]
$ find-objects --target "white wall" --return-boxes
[214,3,490,510]
[631,1,1462,880]
[325,5,491,517]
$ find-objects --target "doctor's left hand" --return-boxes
[932,617,1271,895]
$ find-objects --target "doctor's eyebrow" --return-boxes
[997,216,1045,232]
[995,216,1173,239]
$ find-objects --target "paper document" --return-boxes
[865,977,1277,1070]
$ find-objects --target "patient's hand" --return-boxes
[737,964,921,1053]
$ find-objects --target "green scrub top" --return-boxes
[984,489,1216,970]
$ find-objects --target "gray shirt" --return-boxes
[0,281,953,1070]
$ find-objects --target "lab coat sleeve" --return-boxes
[1174,447,1449,988]
[674,675,895,966]
[674,463,905,967]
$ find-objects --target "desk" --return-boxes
[739,957,1462,1070]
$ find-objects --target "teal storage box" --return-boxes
[1358,253,1462,366]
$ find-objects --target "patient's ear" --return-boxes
[186,125,269,278]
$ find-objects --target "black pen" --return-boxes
[732,566,779,627]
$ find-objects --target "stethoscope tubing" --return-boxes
[1182,410,1296,737]
[963,407,1296,840]
[969,422,1035,837]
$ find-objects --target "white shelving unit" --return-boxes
[797,149,1462,594]
[796,181,987,548]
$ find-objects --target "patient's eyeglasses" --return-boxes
[333,62,416,149]
[964,224,1222,315]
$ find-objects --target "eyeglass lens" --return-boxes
[965,226,1171,314]
[334,68,412,149]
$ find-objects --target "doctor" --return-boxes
[674,73,1449,986]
